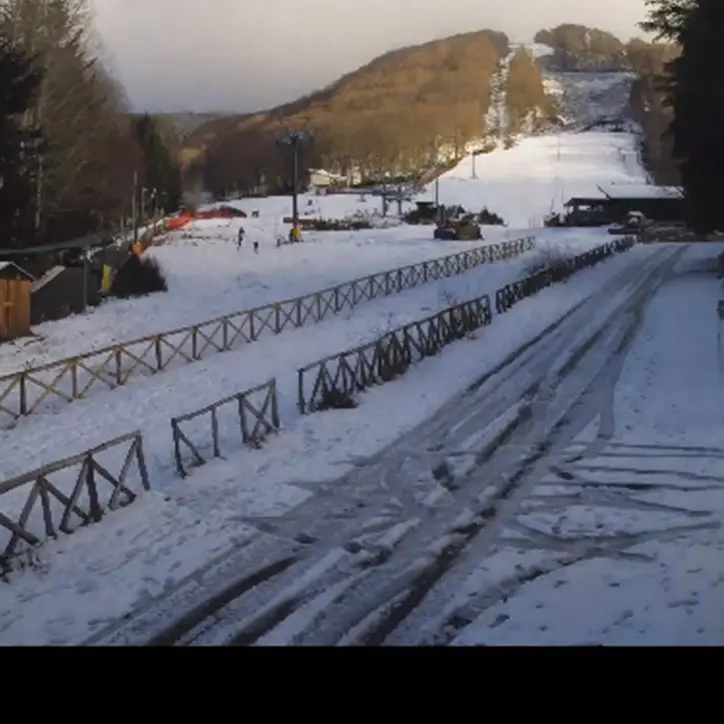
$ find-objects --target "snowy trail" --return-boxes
[446,254,724,645]
[87,243,682,646]
[0,248,543,496]
[231,245,683,647]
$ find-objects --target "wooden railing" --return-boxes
[171,379,279,477]
[0,236,535,426]
[0,432,149,569]
[495,237,637,314]
[298,295,494,414]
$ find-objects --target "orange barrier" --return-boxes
[165,206,246,232]
[166,215,194,231]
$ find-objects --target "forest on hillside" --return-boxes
[1,6,684,247]
[188,24,679,198]
[533,23,681,183]
[534,23,677,75]
[187,30,566,197]
[0,0,183,250]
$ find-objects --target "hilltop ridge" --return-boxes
[177,23,677,195]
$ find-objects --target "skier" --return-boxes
[237,225,245,250]
[253,241,259,253]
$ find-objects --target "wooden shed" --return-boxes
[0,263,34,342]
[0,261,35,283]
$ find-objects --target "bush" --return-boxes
[521,247,574,282]
[111,254,168,298]
[316,388,358,411]
[477,207,505,225]
[311,218,373,231]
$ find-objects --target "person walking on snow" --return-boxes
[237,225,245,250]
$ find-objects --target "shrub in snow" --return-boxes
[477,207,505,225]
[316,388,358,411]
[521,247,574,282]
[111,254,168,298]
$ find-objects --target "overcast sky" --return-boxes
[92,0,650,114]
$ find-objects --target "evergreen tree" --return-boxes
[134,114,183,214]
[643,0,724,232]
[0,36,43,247]
[640,0,696,40]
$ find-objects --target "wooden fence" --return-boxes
[0,279,31,342]
[0,431,149,569]
[495,237,637,314]
[0,236,640,570]
[0,236,535,426]
[298,295,493,414]
[171,379,279,477]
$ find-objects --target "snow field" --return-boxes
[450,248,724,645]
[2,121,644,377]
[417,130,647,228]
[0,237,587,489]
[0,222,538,376]
[0,101,662,644]
[0,242,655,645]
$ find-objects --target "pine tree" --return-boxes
[643,0,724,232]
[0,36,43,247]
[640,0,697,40]
[671,0,724,232]
[134,114,183,214]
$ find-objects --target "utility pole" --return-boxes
[131,170,138,243]
[471,150,480,179]
[277,130,311,240]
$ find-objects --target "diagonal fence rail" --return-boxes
[0,237,535,427]
[494,236,636,314]
[297,296,494,414]
[0,377,281,570]
[298,237,638,414]
[0,432,150,570]
[171,379,279,477]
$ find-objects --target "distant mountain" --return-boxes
[179,29,560,196]
[179,24,678,196]
[155,112,232,140]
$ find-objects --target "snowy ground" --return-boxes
[416,130,646,229]
[140,240,724,648]
[0,79,682,644]
[0,240,648,645]
[3,98,643,375]
[0,233,606,482]
[449,245,724,645]
[1,198,583,376]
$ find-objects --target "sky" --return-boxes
[92,0,651,114]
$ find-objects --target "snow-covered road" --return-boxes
[83,241,721,647]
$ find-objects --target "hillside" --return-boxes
[180,24,680,197]
[159,112,232,141]
[181,30,560,196]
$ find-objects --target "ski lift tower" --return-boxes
[277,128,312,239]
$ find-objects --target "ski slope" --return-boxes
[417,130,646,228]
